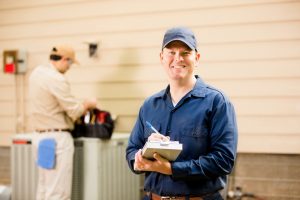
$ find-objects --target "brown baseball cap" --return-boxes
[50,45,79,64]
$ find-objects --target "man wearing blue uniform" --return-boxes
[126,27,238,200]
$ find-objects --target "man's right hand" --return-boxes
[83,98,97,112]
[147,133,170,142]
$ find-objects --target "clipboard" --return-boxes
[142,140,182,161]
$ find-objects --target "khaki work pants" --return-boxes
[33,131,74,200]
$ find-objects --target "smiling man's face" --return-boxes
[160,40,200,82]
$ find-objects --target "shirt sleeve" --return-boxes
[126,106,146,174]
[50,76,85,121]
[171,94,238,180]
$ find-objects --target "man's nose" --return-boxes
[174,52,184,61]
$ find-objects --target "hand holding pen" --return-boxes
[146,121,170,142]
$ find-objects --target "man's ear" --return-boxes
[196,52,200,62]
[159,51,164,64]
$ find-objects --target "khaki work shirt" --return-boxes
[29,63,84,130]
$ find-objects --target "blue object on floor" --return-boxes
[37,138,56,169]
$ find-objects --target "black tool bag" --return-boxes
[71,108,114,139]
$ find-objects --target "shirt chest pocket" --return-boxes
[180,125,209,158]
[182,125,208,138]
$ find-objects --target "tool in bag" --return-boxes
[71,108,114,139]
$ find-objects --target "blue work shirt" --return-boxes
[126,76,238,196]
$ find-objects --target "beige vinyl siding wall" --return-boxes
[0,0,299,153]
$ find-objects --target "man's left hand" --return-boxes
[134,150,172,175]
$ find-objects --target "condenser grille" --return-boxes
[98,140,140,200]
[71,140,84,200]
[11,140,38,200]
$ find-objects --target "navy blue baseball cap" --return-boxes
[162,27,198,51]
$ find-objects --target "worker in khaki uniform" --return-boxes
[29,45,97,200]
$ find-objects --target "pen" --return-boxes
[145,121,160,134]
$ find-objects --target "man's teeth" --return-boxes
[173,66,185,68]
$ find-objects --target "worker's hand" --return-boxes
[147,133,170,142]
[134,149,144,171]
[134,149,172,175]
[83,98,97,111]
[152,153,172,175]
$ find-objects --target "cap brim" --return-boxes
[163,38,196,51]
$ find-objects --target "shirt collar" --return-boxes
[48,63,57,71]
[190,75,207,98]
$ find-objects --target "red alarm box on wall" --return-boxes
[3,50,27,74]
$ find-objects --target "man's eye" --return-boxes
[169,51,176,55]
[182,51,190,56]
